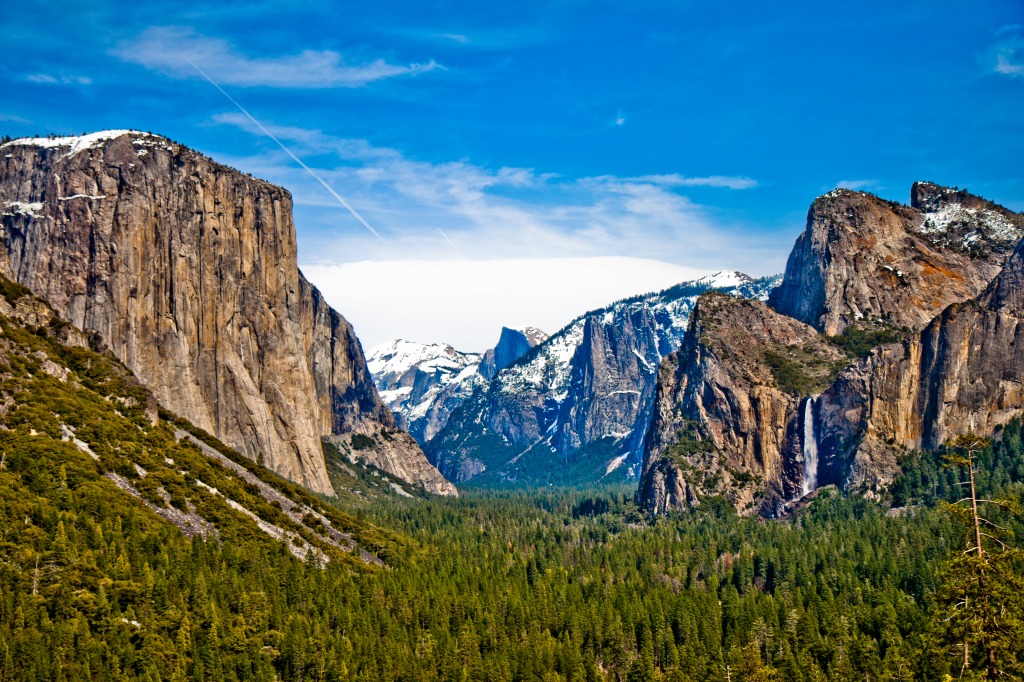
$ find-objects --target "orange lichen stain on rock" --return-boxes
[917,258,965,283]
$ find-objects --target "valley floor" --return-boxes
[6,424,1024,680]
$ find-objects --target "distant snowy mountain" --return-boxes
[367,327,546,443]
[423,271,781,486]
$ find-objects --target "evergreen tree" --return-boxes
[932,433,1024,679]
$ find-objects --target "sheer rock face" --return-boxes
[642,185,1024,516]
[479,327,548,380]
[0,131,450,496]
[768,186,1020,336]
[817,241,1024,494]
[639,292,847,516]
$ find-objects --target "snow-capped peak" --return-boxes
[519,327,550,346]
[696,270,753,289]
[367,339,479,381]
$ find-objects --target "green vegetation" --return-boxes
[0,275,31,305]
[930,434,1024,678]
[350,433,375,450]
[827,321,906,359]
[762,346,847,396]
[2,283,1023,680]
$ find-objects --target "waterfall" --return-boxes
[801,396,818,497]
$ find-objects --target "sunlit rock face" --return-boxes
[0,131,451,497]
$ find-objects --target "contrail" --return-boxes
[187,60,384,241]
[436,227,465,256]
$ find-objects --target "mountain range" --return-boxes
[400,272,780,486]
[4,130,1024,522]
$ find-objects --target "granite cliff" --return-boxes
[814,237,1024,496]
[768,184,1022,335]
[641,184,1024,515]
[0,131,454,497]
[639,292,848,515]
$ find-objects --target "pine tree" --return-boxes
[932,433,1024,679]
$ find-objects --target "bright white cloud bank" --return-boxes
[303,257,712,352]
[205,115,785,350]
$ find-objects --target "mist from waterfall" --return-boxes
[802,396,818,497]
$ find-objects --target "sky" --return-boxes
[2,1,1022,351]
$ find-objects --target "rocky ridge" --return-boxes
[641,184,1024,516]
[768,184,1021,335]
[0,131,453,497]
[367,326,548,445]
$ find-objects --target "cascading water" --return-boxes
[801,396,818,497]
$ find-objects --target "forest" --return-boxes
[0,290,1022,680]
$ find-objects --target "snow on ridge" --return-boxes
[1,130,159,159]
[696,270,751,289]
[58,194,107,201]
[919,203,1022,245]
[367,338,479,381]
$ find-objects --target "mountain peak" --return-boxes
[480,326,548,380]
[696,270,754,289]
[2,130,164,158]
[769,183,1018,335]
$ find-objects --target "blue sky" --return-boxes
[3,1,1022,349]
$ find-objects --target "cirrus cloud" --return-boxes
[113,26,441,88]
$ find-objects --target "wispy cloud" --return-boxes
[113,26,441,88]
[834,179,877,191]
[622,174,758,190]
[435,33,470,44]
[209,113,781,274]
[989,25,1023,78]
[25,73,92,85]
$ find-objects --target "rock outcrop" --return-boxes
[815,238,1024,494]
[768,186,1021,335]
[641,184,1024,516]
[0,131,453,497]
[639,292,848,515]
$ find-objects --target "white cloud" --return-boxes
[114,26,441,88]
[990,25,1023,78]
[834,179,877,191]
[625,173,758,189]
[208,112,782,274]
[25,73,92,85]
[303,257,712,351]
[436,33,470,44]
[205,115,787,348]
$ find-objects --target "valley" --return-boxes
[0,131,1022,679]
